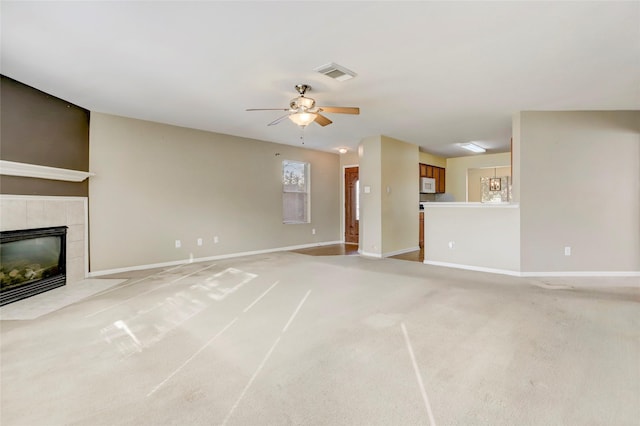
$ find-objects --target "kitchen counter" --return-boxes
[422,202,519,208]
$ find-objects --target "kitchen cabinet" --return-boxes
[419,212,424,248]
[419,163,446,193]
[437,167,446,193]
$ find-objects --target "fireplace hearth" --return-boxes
[1,226,67,306]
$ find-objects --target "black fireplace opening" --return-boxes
[0,226,68,306]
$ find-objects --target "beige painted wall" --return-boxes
[358,136,383,256]
[89,113,341,272]
[358,135,418,256]
[467,166,512,202]
[423,205,520,272]
[381,136,420,255]
[419,151,446,168]
[340,151,359,168]
[518,111,640,273]
[446,153,512,202]
[512,113,521,202]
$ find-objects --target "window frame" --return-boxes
[282,160,310,224]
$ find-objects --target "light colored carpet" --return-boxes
[0,278,126,320]
[0,252,638,425]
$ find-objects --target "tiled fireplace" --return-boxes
[0,196,88,303]
[1,226,68,305]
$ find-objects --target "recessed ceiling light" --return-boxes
[314,62,357,81]
[338,148,348,154]
[459,142,486,153]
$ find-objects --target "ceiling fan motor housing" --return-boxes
[295,84,311,95]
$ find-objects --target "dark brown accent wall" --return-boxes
[0,75,90,196]
[0,175,88,197]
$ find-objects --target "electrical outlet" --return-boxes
[564,246,571,256]
[175,240,181,248]
[214,236,219,244]
[197,238,203,246]
[312,228,316,235]
[448,241,455,249]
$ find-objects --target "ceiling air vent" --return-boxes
[313,62,357,81]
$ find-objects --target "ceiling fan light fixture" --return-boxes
[247,84,359,129]
[292,96,315,110]
[289,112,317,127]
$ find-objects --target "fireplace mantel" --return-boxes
[0,160,94,182]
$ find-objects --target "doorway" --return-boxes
[467,166,512,202]
[344,166,359,244]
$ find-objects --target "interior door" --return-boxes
[345,166,359,244]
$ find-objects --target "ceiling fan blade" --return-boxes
[314,113,332,127]
[318,106,360,115]
[267,114,291,126]
[246,108,289,111]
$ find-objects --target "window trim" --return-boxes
[282,160,310,224]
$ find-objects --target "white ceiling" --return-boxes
[2,1,639,157]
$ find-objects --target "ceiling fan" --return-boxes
[246,84,360,128]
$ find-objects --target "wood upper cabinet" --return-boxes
[437,167,446,193]
[426,165,434,178]
[419,163,446,193]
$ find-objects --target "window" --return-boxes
[282,160,310,224]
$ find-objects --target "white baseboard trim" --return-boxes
[359,251,383,259]
[423,260,640,278]
[423,260,521,276]
[88,240,343,277]
[519,271,640,278]
[384,246,420,257]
